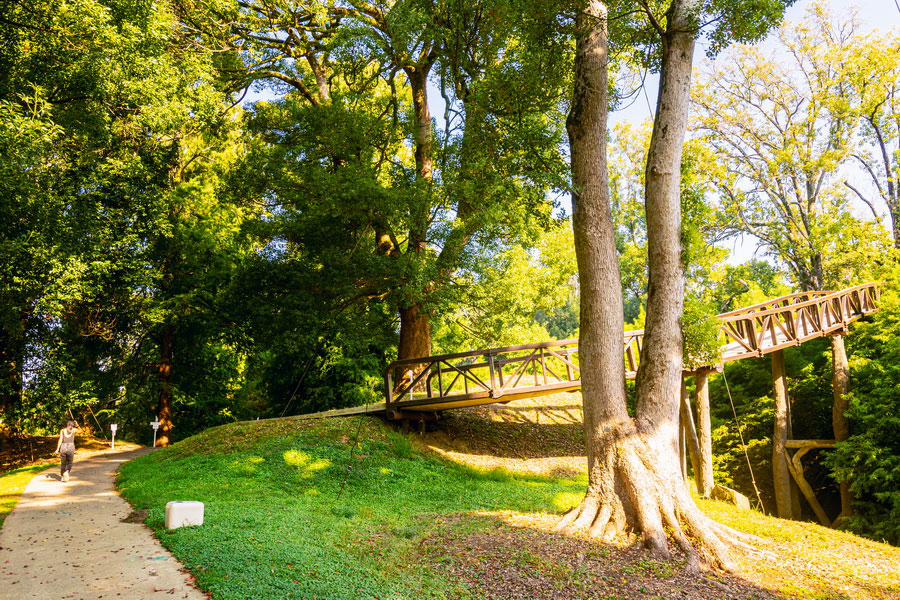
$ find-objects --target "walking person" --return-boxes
[55,420,78,482]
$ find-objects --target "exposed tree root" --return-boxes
[554,430,743,574]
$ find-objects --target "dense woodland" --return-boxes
[1,0,899,547]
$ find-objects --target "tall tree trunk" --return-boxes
[397,304,432,363]
[560,0,632,538]
[558,0,741,572]
[695,371,715,497]
[396,65,435,369]
[156,324,175,447]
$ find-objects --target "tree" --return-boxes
[0,0,241,446]
[829,261,900,545]
[203,0,570,397]
[845,28,900,247]
[559,0,792,571]
[433,221,578,351]
[692,3,893,517]
[692,3,889,291]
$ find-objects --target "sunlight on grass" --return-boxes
[117,414,900,600]
[118,416,579,600]
[0,463,55,527]
[551,490,582,511]
[283,449,331,475]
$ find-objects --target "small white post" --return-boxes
[150,417,161,447]
[110,423,118,449]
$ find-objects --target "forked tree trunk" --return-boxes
[559,0,742,572]
[156,324,175,447]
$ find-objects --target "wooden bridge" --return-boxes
[381,283,879,414]
[292,283,879,526]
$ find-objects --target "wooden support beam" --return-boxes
[785,443,833,527]
[695,371,714,497]
[680,379,703,493]
[772,349,799,519]
[831,334,854,520]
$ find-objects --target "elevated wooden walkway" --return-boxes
[303,283,879,418]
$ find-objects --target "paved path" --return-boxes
[0,449,206,600]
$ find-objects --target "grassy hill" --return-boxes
[117,394,900,600]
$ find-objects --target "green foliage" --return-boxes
[693,4,892,291]
[434,221,578,352]
[118,417,584,599]
[829,263,900,545]
[681,298,719,369]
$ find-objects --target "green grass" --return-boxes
[0,463,56,527]
[118,416,585,600]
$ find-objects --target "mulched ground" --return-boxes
[420,513,775,600]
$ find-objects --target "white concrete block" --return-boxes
[165,501,204,529]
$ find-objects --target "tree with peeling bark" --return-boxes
[561,0,792,571]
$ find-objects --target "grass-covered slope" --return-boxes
[118,415,588,600]
[118,397,900,600]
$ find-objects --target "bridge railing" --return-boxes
[384,283,879,408]
[385,339,581,407]
[717,283,879,361]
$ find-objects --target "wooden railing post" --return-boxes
[385,368,394,407]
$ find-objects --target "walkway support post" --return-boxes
[680,378,702,492]
[831,334,854,520]
[694,370,714,497]
[772,349,800,519]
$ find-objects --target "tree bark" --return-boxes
[395,64,435,369]
[557,0,740,573]
[695,371,715,497]
[407,67,434,183]
[398,304,432,363]
[831,334,853,519]
[156,324,175,447]
[680,379,703,492]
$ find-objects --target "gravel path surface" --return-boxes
[0,449,206,600]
